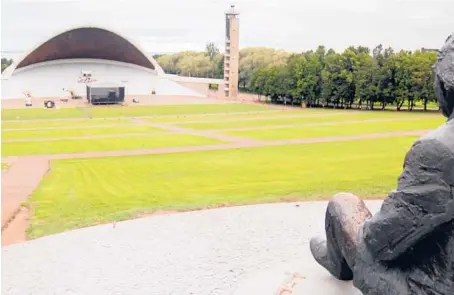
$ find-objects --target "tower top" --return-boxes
[226,4,239,15]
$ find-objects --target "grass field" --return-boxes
[1,134,222,156]
[174,112,441,130]
[2,125,166,140]
[145,108,437,124]
[27,136,417,238]
[223,117,443,140]
[1,118,133,129]
[1,110,443,156]
[1,103,445,239]
[1,104,270,120]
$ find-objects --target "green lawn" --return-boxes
[2,125,166,140]
[2,108,88,121]
[175,112,439,130]
[27,136,416,238]
[223,117,444,140]
[1,118,133,130]
[2,104,445,239]
[2,134,222,156]
[1,104,270,120]
[145,110,310,123]
[146,108,439,124]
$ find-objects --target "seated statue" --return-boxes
[310,34,454,295]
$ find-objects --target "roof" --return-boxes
[2,26,165,78]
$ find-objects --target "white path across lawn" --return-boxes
[2,201,382,295]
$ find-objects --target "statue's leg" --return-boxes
[310,193,372,280]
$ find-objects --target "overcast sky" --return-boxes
[1,0,453,58]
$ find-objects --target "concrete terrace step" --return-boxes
[1,157,50,229]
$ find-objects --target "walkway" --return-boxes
[1,157,50,245]
[1,201,382,295]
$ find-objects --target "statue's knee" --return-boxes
[330,192,360,206]
[333,192,360,202]
[327,193,361,215]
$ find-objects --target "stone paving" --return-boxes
[2,201,382,295]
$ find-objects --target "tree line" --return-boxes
[154,42,224,79]
[2,43,438,111]
[157,44,439,111]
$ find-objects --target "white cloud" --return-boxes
[1,0,453,55]
[7,0,78,2]
[140,41,204,53]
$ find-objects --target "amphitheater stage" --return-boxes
[1,59,209,100]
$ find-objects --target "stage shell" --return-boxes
[1,26,222,100]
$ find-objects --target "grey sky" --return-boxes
[1,0,453,58]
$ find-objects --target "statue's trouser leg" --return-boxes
[323,193,372,280]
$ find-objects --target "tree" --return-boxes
[248,68,268,101]
[239,47,290,91]
[239,68,252,89]
[205,42,220,61]
[1,58,13,73]
[393,51,413,111]
[156,54,179,74]
[321,52,354,108]
[263,66,293,104]
[215,54,224,79]
[409,51,438,111]
[354,53,377,109]
[293,53,323,106]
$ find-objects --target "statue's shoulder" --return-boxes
[419,120,454,153]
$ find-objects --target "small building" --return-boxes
[86,82,125,105]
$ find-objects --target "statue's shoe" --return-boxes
[310,236,332,270]
[310,236,353,281]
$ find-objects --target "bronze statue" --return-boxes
[310,34,454,295]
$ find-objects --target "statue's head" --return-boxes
[434,33,454,118]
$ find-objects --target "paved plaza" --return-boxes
[2,201,382,295]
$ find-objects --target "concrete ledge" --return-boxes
[233,249,363,295]
[2,201,382,295]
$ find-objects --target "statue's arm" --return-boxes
[362,138,454,262]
